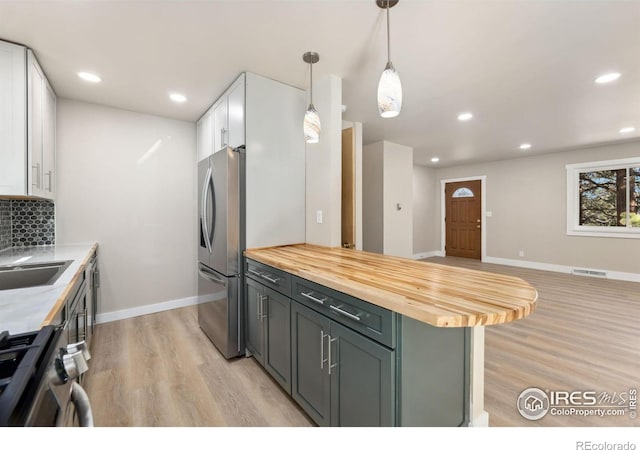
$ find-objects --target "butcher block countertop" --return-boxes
[244,244,538,328]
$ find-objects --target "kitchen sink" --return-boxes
[0,260,72,291]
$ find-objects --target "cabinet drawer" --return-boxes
[245,259,291,297]
[292,276,396,349]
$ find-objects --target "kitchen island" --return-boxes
[244,244,538,427]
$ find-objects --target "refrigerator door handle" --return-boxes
[201,166,213,254]
[208,168,217,252]
[198,264,227,286]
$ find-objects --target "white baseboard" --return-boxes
[469,411,490,427]
[413,251,444,260]
[96,294,215,324]
[483,256,640,283]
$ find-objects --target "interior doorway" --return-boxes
[444,179,482,259]
[341,127,355,249]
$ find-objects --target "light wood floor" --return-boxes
[86,258,640,427]
[84,305,313,426]
[424,256,640,427]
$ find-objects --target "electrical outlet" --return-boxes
[518,250,524,257]
[486,211,493,217]
[316,210,323,224]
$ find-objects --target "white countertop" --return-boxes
[0,243,97,335]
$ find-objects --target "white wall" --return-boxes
[362,140,414,258]
[305,75,342,247]
[245,72,306,249]
[382,142,413,258]
[413,165,439,256]
[362,141,384,253]
[413,140,639,274]
[56,99,197,314]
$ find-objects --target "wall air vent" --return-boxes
[571,268,607,278]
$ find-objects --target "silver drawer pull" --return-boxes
[301,291,328,305]
[261,273,281,284]
[248,268,263,277]
[329,304,361,322]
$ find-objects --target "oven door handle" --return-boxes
[71,381,94,427]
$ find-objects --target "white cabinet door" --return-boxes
[196,107,213,162]
[28,51,45,197]
[42,79,56,198]
[227,76,245,150]
[213,97,228,153]
[0,41,27,196]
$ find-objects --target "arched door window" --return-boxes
[452,187,474,198]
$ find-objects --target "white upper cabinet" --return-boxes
[28,50,56,199]
[196,107,213,162]
[227,76,245,150]
[213,96,228,153]
[0,41,27,196]
[0,42,56,199]
[212,74,245,154]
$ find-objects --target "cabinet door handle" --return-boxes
[329,304,361,322]
[31,164,41,188]
[221,128,227,148]
[261,273,281,285]
[328,335,337,375]
[248,268,263,277]
[301,291,328,305]
[258,294,268,320]
[77,311,87,341]
[320,330,329,369]
[45,170,52,192]
[261,295,268,320]
[256,292,261,321]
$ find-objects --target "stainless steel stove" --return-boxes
[0,325,93,427]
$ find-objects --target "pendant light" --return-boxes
[377,0,402,118]
[303,51,321,144]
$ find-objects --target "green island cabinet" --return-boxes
[244,258,470,427]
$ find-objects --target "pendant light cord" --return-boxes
[386,1,391,63]
[310,60,313,104]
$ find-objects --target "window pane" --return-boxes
[632,167,640,228]
[452,187,474,198]
[579,169,626,227]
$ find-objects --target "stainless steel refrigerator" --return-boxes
[197,146,245,359]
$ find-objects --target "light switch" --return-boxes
[316,210,323,224]
[486,211,493,217]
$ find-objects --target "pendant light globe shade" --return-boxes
[304,104,321,144]
[377,61,402,118]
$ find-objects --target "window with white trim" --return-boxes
[566,157,640,238]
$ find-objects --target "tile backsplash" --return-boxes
[0,200,10,251]
[0,199,55,251]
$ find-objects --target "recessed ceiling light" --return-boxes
[77,72,101,83]
[519,143,532,150]
[431,157,440,163]
[619,126,636,134]
[594,72,621,84]
[457,112,473,121]
[169,92,187,103]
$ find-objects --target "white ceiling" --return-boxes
[1,0,639,166]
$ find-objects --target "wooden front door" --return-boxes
[445,180,481,259]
